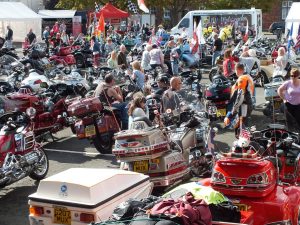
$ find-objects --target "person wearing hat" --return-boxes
[157,24,166,37]
[239,48,260,75]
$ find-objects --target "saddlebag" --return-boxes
[68,96,103,118]
[96,114,120,133]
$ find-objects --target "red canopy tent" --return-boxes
[96,3,130,18]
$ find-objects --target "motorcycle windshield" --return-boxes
[0,55,23,69]
[0,96,28,114]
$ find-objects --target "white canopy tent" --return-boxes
[285,2,300,38]
[38,10,76,19]
[0,2,42,42]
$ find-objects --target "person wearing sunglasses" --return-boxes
[278,68,300,131]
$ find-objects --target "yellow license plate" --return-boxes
[133,160,149,173]
[234,203,250,211]
[53,207,71,225]
[85,125,96,137]
[216,108,226,117]
[274,100,282,110]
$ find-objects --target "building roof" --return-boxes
[0,2,41,19]
[38,10,76,19]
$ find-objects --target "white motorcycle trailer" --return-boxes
[28,168,153,225]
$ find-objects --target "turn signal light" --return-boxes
[29,206,44,216]
[80,213,94,223]
[212,171,226,183]
[247,172,268,185]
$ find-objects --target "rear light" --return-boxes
[247,172,268,185]
[29,206,44,216]
[212,171,226,183]
[80,213,94,223]
[34,79,42,85]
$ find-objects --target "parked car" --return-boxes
[268,22,285,34]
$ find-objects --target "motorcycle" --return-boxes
[0,109,49,188]
[48,46,76,67]
[262,75,285,117]
[250,124,300,184]
[72,44,93,68]
[6,83,83,140]
[204,75,231,121]
[200,134,300,225]
[113,109,214,189]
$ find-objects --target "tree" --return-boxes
[43,0,60,9]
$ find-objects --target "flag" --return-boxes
[239,127,251,141]
[191,21,199,54]
[138,0,149,13]
[294,24,300,50]
[97,13,105,37]
[128,0,138,14]
[95,2,100,12]
[243,19,249,42]
[288,23,294,58]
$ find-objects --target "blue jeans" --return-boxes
[171,62,179,75]
[212,51,221,66]
[112,102,128,130]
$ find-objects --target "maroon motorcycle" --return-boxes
[68,96,121,154]
[0,109,49,188]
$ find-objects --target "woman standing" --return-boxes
[149,44,164,69]
[90,36,100,68]
[141,44,152,71]
[278,68,300,131]
[223,49,235,78]
[131,60,145,91]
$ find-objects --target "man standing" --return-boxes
[27,29,37,45]
[226,63,254,129]
[161,77,183,113]
[212,34,223,66]
[5,25,13,49]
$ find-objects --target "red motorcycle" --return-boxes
[201,136,300,224]
[0,109,49,188]
[49,46,76,67]
[68,96,120,154]
[6,84,80,139]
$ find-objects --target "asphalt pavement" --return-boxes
[0,57,285,225]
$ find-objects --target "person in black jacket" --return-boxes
[27,28,36,45]
[5,26,13,49]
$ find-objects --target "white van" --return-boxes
[171,8,262,39]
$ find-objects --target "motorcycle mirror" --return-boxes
[40,82,48,89]
[26,107,36,118]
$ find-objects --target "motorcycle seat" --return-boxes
[133,116,152,127]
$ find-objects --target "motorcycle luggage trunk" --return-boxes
[113,128,170,161]
[205,84,231,101]
[68,97,103,118]
[28,168,153,225]
[58,46,72,56]
[123,151,190,187]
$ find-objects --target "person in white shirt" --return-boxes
[141,44,152,71]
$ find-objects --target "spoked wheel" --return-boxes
[29,148,49,180]
[92,133,113,154]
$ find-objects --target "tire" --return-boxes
[75,54,85,68]
[29,149,49,180]
[209,68,219,82]
[92,133,113,154]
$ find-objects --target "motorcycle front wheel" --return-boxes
[92,133,113,154]
[29,148,49,180]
